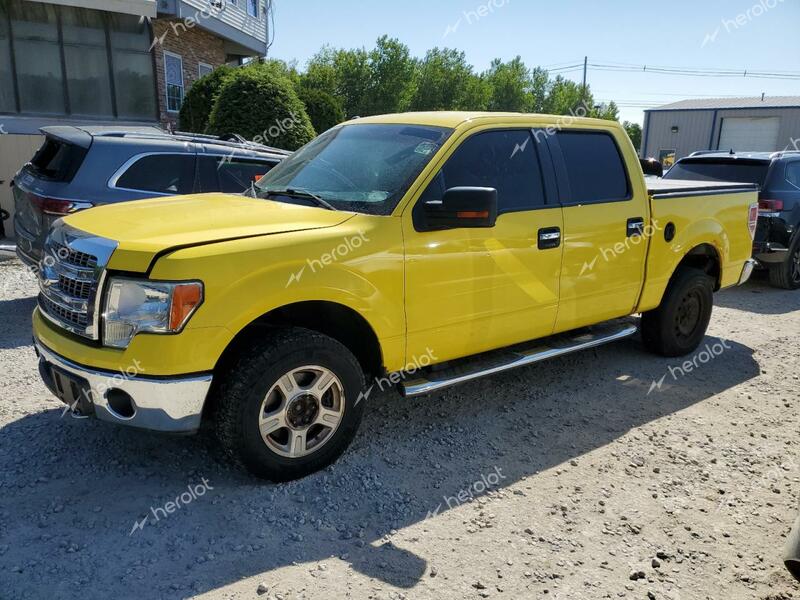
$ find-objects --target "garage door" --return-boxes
[718,117,780,152]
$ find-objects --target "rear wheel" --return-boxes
[215,328,366,481]
[641,267,714,357]
[768,237,800,290]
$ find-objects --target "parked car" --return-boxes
[13,126,290,267]
[663,150,800,289]
[31,112,758,481]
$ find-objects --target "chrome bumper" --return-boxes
[34,338,212,433]
[738,259,757,285]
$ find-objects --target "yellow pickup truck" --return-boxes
[32,112,758,480]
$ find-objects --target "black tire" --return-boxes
[215,327,366,481]
[641,267,715,357]
[768,237,800,290]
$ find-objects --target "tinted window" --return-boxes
[555,131,629,204]
[116,154,195,194]
[217,158,276,193]
[420,130,546,212]
[787,162,800,190]
[664,159,770,187]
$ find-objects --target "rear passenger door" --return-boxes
[546,129,648,333]
[111,153,196,196]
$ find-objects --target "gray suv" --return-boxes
[14,126,290,267]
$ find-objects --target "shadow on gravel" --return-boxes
[715,272,800,315]
[0,296,36,349]
[0,333,760,600]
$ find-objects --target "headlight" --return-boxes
[103,277,203,348]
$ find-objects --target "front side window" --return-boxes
[115,154,195,194]
[218,157,276,193]
[256,123,451,215]
[419,129,547,213]
[554,131,630,204]
[164,52,184,112]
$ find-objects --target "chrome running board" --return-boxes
[400,319,638,397]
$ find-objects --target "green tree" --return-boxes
[362,36,417,115]
[623,121,643,150]
[304,46,370,118]
[484,57,531,112]
[207,66,316,150]
[298,86,345,133]
[409,48,486,111]
[178,64,235,133]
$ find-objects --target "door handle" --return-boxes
[538,227,561,250]
[627,217,645,237]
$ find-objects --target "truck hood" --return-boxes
[62,193,355,272]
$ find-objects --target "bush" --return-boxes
[207,65,316,151]
[178,65,235,133]
[297,86,345,134]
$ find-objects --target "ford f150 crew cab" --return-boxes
[31,112,759,480]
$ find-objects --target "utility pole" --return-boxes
[582,56,588,97]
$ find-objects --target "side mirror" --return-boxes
[640,157,664,177]
[423,186,498,230]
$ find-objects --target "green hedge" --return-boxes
[178,65,235,133]
[207,65,316,151]
[297,86,345,134]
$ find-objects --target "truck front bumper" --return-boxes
[34,337,212,434]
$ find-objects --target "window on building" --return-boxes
[7,0,65,114]
[247,0,259,17]
[0,4,157,121]
[61,7,113,117]
[198,63,214,79]
[115,154,196,194]
[108,14,156,120]
[420,129,547,213]
[164,52,184,113]
[554,131,630,204]
[0,2,15,112]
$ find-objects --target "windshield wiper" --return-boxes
[263,187,337,211]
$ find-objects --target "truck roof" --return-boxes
[350,111,616,129]
[686,150,800,161]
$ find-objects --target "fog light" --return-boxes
[106,388,135,419]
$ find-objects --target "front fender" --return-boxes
[149,215,407,371]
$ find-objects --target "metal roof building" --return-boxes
[641,96,800,166]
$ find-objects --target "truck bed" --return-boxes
[647,177,759,198]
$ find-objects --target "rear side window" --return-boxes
[785,162,800,190]
[29,137,88,182]
[420,129,547,213]
[664,160,769,187]
[554,131,629,204]
[115,154,195,194]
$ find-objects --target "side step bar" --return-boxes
[400,319,639,397]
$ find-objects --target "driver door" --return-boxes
[403,127,564,364]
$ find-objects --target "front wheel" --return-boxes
[641,267,715,357]
[215,328,366,481]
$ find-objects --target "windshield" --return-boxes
[255,123,451,215]
[664,159,770,187]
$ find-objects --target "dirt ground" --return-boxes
[1,256,798,600]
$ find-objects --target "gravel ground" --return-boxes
[1,256,798,600]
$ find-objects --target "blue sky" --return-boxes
[268,0,800,124]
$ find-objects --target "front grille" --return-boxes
[39,293,89,328]
[58,274,92,299]
[50,241,97,269]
